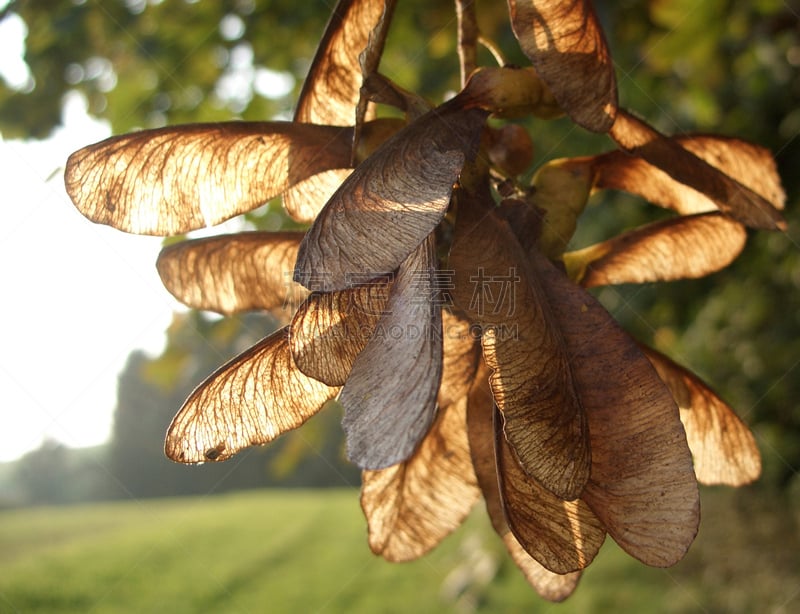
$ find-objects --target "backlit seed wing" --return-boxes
[466,369,601,581]
[165,327,338,464]
[587,134,785,215]
[609,110,785,230]
[533,252,700,567]
[283,169,353,224]
[503,535,582,603]
[156,231,307,316]
[65,122,353,235]
[642,346,761,486]
[340,235,443,469]
[361,396,479,562]
[289,281,391,386]
[285,0,395,222]
[294,105,488,292]
[496,417,605,574]
[451,187,590,500]
[565,212,747,288]
[295,0,395,127]
[438,310,481,409]
[508,0,617,132]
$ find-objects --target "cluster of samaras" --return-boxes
[65,0,784,601]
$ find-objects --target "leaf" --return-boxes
[340,234,443,469]
[165,327,339,464]
[608,109,785,230]
[156,231,307,316]
[294,104,488,292]
[450,186,590,500]
[289,281,392,386]
[565,212,747,288]
[466,368,601,581]
[642,346,761,486]
[360,394,480,562]
[507,0,617,132]
[65,122,353,235]
[532,251,700,567]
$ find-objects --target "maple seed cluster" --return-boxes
[65,0,784,602]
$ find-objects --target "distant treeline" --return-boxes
[2,312,359,508]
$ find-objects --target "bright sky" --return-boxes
[0,13,179,462]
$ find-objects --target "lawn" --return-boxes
[0,487,797,613]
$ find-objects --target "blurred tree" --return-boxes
[2,0,798,489]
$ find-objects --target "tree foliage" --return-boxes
[3,0,799,493]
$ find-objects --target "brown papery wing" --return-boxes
[508,0,617,132]
[289,282,391,386]
[360,395,479,562]
[609,110,785,230]
[340,234,443,469]
[285,0,396,221]
[65,122,352,235]
[643,346,761,486]
[294,105,488,292]
[466,368,593,595]
[165,327,338,464]
[566,212,746,288]
[533,252,700,567]
[451,187,590,500]
[156,231,307,316]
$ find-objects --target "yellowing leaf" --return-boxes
[566,212,747,288]
[294,105,488,292]
[507,0,617,131]
[156,231,307,316]
[165,327,338,464]
[643,346,761,486]
[65,122,354,235]
[340,234,443,469]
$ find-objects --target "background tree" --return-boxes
[2,0,798,492]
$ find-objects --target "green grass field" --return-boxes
[1,488,797,613]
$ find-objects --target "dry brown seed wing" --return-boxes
[360,395,479,562]
[590,134,786,215]
[156,231,307,316]
[609,110,785,230]
[642,346,761,486]
[289,282,391,387]
[294,106,488,292]
[165,327,338,464]
[65,122,352,235]
[340,234,443,469]
[451,189,590,500]
[567,212,747,288]
[466,369,602,578]
[533,252,700,567]
[285,0,396,222]
[507,0,617,132]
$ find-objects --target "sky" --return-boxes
[0,13,179,462]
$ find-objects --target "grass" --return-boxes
[0,487,798,613]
